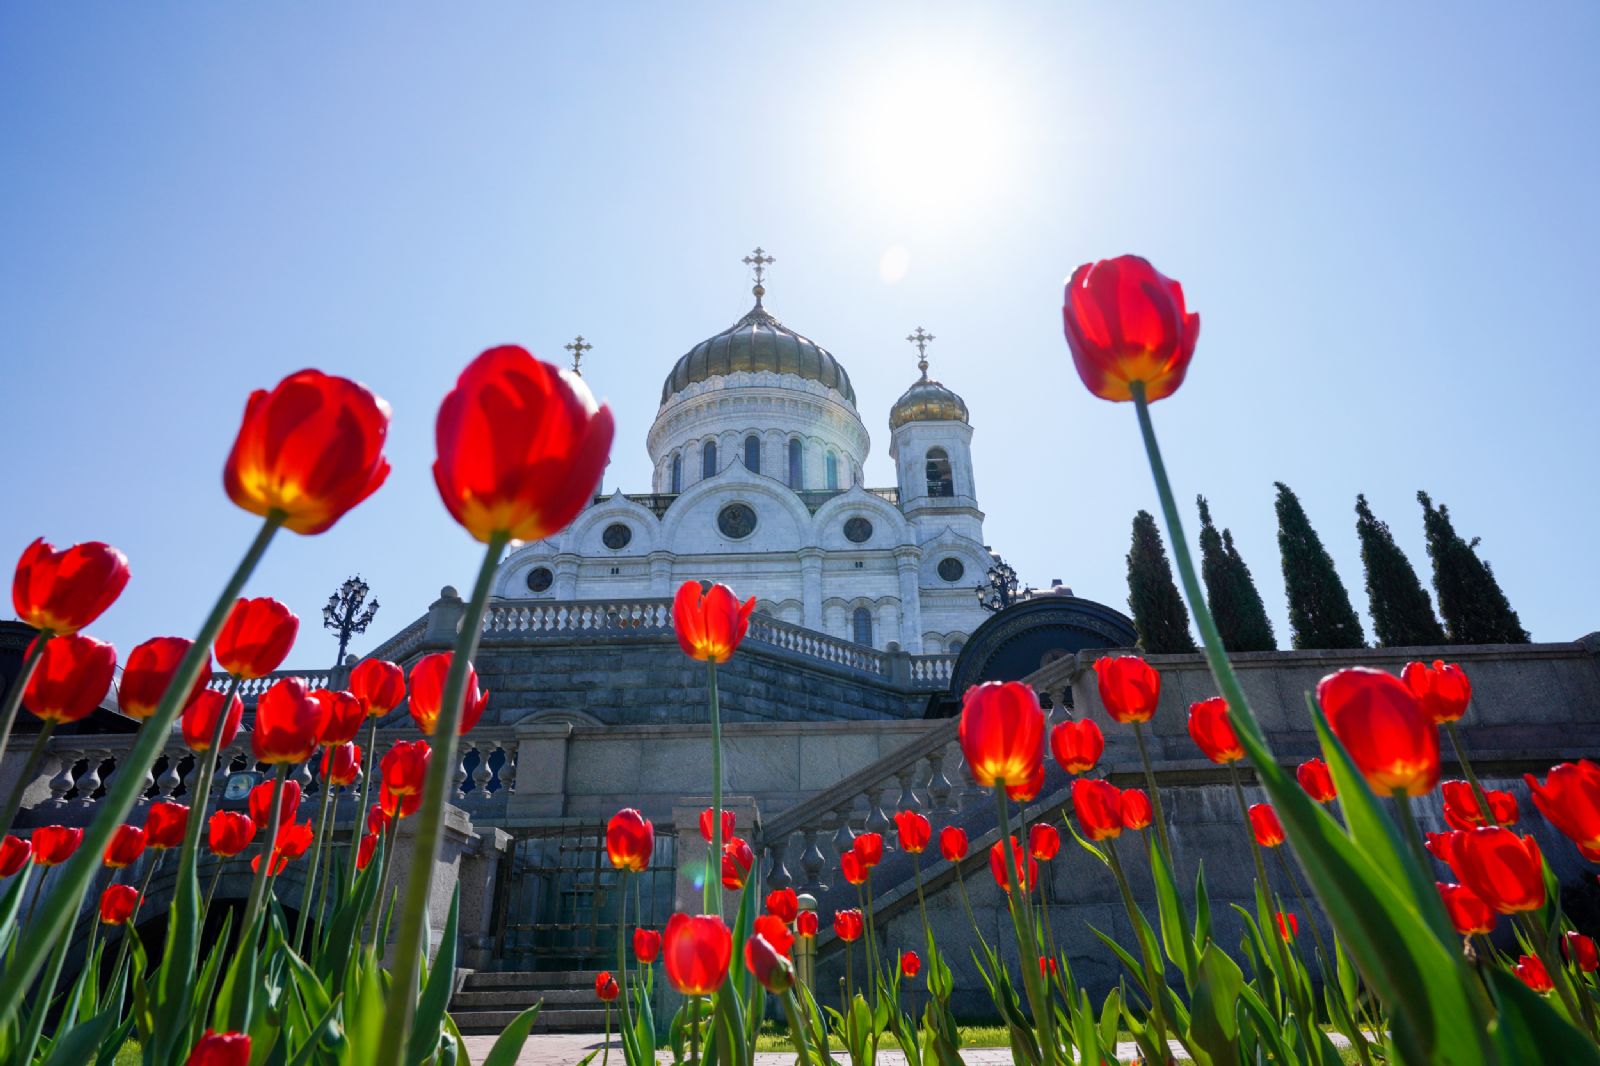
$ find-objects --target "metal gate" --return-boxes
[491,823,677,971]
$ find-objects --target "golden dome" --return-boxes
[889,373,968,430]
[660,291,856,407]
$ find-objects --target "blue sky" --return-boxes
[3,3,1596,665]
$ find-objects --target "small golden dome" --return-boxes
[889,375,968,430]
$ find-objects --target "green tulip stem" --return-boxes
[180,674,244,870]
[1104,836,1170,1054]
[1130,721,1175,866]
[347,716,381,898]
[15,913,74,1065]
[203,861,226,914]
[706,658,724,917]
[954,868,981,941]
[0,721,57,843]
[1516,911,1596,1038]
[1445,722,1500,826]
[375,529,508,1066]
[615,869,632,1037]
[110,850,163,988]
[0,513,283,1030]
[994,786,1057,1064]
[601,1000,611,1066]
[0,634,49,806]
[688,994,701,1066]
[1229,763,1273,903]
[295,764,336,952]
[239,763,290,943]
[781,987,817,1066]
[1391,791,1432,875]
[910,851,930,942]
[1274,843,1331,969]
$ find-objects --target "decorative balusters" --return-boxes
[926,748,957,815]
[764,840,792,892]
[893,765,921,815]
[157,754,183,801]
[497,741,517,796]
[470,744,495,799]
[800,828,827,893]
[48,749,79,807]
[863,786,891,836]
[829,807,855,862]
[75,749,107,807]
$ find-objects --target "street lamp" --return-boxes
[323,575,379,666]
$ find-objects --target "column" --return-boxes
[799,548,824,630]
[553,553,581,599]
[647,551,674,597]
[894,546,924,652]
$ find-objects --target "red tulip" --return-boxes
[186,1031,250,1066]
[356,833,378,871]
[840,849,867,886]
[1275,912,1298,941]
[1093,655,1160,724]
[607,808,654,873]
[214,597,298,680]
[99,884,140,925]
[634,927,662,963]
[1525,760,1600,854]
[1120,789,1154,831]
[1187,697,1243,764]
[1249,804,1285,848]
[118,637,208,720]
[1062,255,1199,404]
[1425,830,1466,872]
[673,581,756,664]
[381,783,421,820]
[314,690,365,746]
[1296,758,1337,804]
[1317,667,1439,797]
[893,810,931,854]
[832,909,864,942]
[12,538,129,636]
[433,345,614,543]
[407,652,490,737]
[379,740,431,809]
[766,887,799,924]
[1562,931,1599,973]
[1005,763,1045,803]
[350,659,406,718]
[248,779,302,830]
[321,743,361,787]
[207,811,255,857]
[31,825,82,866]
[1039,957,1058,977]
[1072,778,1124,841]
[1436,882,1495,936]
[699,807,737,844]
[744,932,795,993]
[939,826,969,862]
[662,912,733,996]
[721,837,754,890]
[852,832,884,869]
[1515,954,1553,994]
[1050,718,1104,775]
[0,835,30,876]
[1029,823,1061,861]
[1441,780,1517,831]
[901,950,921,978]
[181,688,243,752]
[366,804,391,837]
[24,634,116,723]
[224,368,391,535]
[143,802,190,850]
[252,678,322,764]
[1401,660,1472,724]
[988,836,1039,893]
[753,913,795,959]
[103,824,147,868]
[797,911,818,938]
[253,821,314,875]
[1452,827,1545,914]
[959,681,1044,793]
[594,971,619,1002]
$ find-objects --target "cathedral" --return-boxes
[494,250,994,656]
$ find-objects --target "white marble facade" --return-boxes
[491,283,993,655]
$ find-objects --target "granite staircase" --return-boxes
[449,969,610,1034]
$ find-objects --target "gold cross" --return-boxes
[742,246,775,286]
[906,327,935,378]
[564,335,593,376]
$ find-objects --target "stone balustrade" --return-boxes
[204,670,335,704]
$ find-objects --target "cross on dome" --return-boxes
[742,246,775,286]
[564,335,593,376]
[906,326,935,379]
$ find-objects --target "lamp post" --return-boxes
[976,555,1030,613]
[323,575,379,666]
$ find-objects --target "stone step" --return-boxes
[461,969,605,990]
[451,987,593,1009]
[450,1007,609,1034]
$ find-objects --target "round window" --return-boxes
[717,503,758,539]
[937,557,965,583]
[843,517,873,543]
[526,566,554,593]
[602,523,632,550]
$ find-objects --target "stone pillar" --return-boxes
[798,549,824,630]
[505,720,574,820]
[894,547,924,652]
[648,551,675,597]
[423,586,465,646]
[672,796,761,920]
[458,824,513,970]
[553,553,581,599]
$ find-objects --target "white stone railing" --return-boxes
[482,599,672,636]
[746,613,886,674]
[204,670,334,703]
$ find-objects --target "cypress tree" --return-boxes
[1196,496,1277,652]
[1275,482,1366,650]
[1355,494,1446,647]
[1126,510,1198,654]
[1417,491,1530,644]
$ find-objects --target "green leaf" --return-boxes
[188,910,235,1053]
[1150,832,1198,990]
[1486,966,1600,1065]
[153,851,202,1063]
[39,996,118,1066]
[1193,859,1213,956]
[1189,942,1245,1063]
[408,886,461,1066]
[479,1002,543,1066]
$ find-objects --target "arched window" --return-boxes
[948,639,965,654]
[702,440,718,480]
[670,454,682,493]
[826,452,839,490]
[926,447,954,498]
[851,607,873,647]
[788,438,804,488]
[744,435,762,474]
